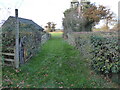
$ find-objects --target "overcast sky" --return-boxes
[0,0,119,28]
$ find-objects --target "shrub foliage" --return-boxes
[67,32,119,75]
[90,35,119,74]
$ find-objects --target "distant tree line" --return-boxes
[44,22,56,32]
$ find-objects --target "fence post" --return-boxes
[118,1,120,30]
[0,21,2,88]
[15,9,19,68]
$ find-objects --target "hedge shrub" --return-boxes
[67,31,120,75]
[90,35,119,74]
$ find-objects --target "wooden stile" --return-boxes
[2,53,15,56]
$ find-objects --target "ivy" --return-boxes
[90,35,119,74]
[68,32,119,75]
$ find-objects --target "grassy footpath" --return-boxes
[2,32,119,88]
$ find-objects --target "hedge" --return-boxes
[90,35,119,74]
[67,31,120,75]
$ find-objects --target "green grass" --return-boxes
[2,32,119,88]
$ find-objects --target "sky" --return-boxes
[0,0,119,29]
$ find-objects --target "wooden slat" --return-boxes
[6,47,14,50]
[4,63,13,66]
[2,47,15,51]
[25,55,33,62]
[2,53,15,56]
[4,59,14,62]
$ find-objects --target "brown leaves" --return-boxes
[83,4,114,25]
[44,74,48,77]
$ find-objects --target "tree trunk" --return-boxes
[85,24,92,31]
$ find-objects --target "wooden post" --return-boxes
[118,1,120,29]
[15,9,19,68]
[0,21,2,89]
[78,1,81,17]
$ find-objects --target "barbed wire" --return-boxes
[0,0,24,25]
[0,2,11,24]
[15,0,24,9]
